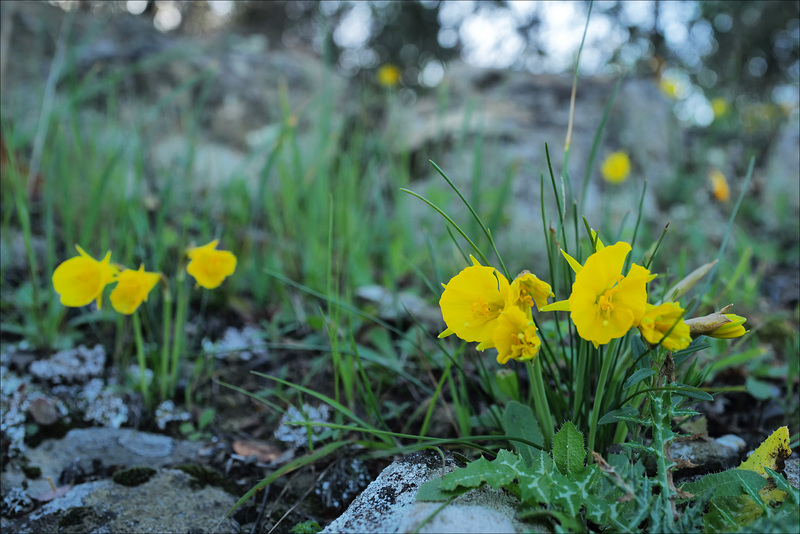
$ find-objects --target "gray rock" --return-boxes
[322,450,544,534]
[29,345,106,384]
[1,428,203,500]
[1,469,239,534]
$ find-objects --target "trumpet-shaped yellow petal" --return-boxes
[439,256,509,347]
[568,241,649,348]
[186,240,237,289]
[110,265,162,315]
[638,302,691,351]
[508,271,553,313]
[492,306,541,365]
[52,246,118,309]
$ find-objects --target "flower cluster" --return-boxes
[53,240,236,315]
[438,256,553,364]
[439,239,747,360]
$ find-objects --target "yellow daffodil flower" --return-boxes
[541,242,650,348]
[52,245,118,309]
[439,255,510,349]
[376,64,401,88]
[110,265,162,315]
[508,271,554,314]
[601,151,631,184]
[186,240,237,289]
[709,168,730,202]
[638,302,691,351]
[492,305,541,364]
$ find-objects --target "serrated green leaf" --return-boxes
[553,421,585,476]
[439,450,519,492]
[681,469,767,500]
[416,476,469,502]
[704,495,764,533]
[518,451,556,503]
[502,401,544,466]
[623,369,656,390]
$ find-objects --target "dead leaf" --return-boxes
[34,484,72,502]
[232,440,283,463]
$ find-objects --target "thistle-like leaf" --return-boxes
[552,421,586,475]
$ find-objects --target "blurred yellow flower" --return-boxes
[110,265,162,315]
[709,168,730,202]
[52,245,118,309]
[439,255,510,349]
[376,64,401,88]
[541,242,650,348]
[508,271,553,314]
[492,305,541,364]
[711,97,728,118]
[601,151,631,184]
[186,240,237,289]
[659,78,679,99]
[638,302,690,351]
[708,313,748,339]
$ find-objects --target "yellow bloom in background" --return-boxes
[439,255,510,349]
[600,151,631,184]
[709,168,730,202]
[708,313,748,339]
[711,97,728,118]
[508,271,553,313]
[110,265,162,315]
[52,245,118,309]
[659,77,679,99]
[638,302,690,351]
[492,305,541,365]
[376,64,401,88]
[186,240,237,289]
[542,242,650,348]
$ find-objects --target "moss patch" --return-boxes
[112,466,157,487]
[175,463,239,495]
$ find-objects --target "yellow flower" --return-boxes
[110,265,162,315]
[376,64,401,88]
[638,302,691,351]
[508,271,554,314]
[601,151,631,184]
[659,77,678,98]
[709,168,730,202]
[492,306,541,365]
[52,245,118,309]
[711,97,728,118]
[439,255,510,349]
[186,240,237,289]
[708,313,747,339]
[541,242,650,348]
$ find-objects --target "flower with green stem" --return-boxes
[186,240,237,289]
[638,302,690,351]
[110,264,163,315]
[541,241,650,348]
[52,245,118,309]
[439,255,510,350]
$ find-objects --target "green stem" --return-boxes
[170,270,188,397]
[529,358,554,450]
[132,311,150,409]
[160,283,173,403]
[588,344,613,453]
[650,391,676,528]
